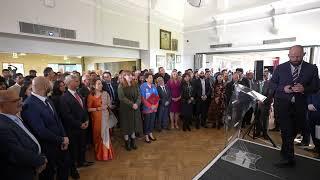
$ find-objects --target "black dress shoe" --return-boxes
[130,138,137,150]
[125,140,131,151]
[274,159,296,168]
[148,135,157,141]
[145,139,151,143]
[70,169,80,179]
[78,161,94,167]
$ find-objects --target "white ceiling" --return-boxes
[118,0,281,27]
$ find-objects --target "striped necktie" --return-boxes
[292,66,299,83]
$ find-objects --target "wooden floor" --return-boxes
[78,126,317,180]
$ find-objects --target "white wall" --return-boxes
[0,0,149,49]
[0,34,140,59]
[184,1,320,66]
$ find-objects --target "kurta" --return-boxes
[118,84,143,135]
[87,94,114,161]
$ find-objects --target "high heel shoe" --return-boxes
[148,135,157,141]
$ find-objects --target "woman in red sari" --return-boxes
[87,79,115,160]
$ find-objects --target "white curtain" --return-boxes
[313,47,320,76]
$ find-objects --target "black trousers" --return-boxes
[309,111,320,154]
[39,145,70,180]
[255,104,271,135]
[273,100,280,129]
[242,107,254,127]
[196,99,210,126]
[276,98,306,161]
[69,130,87,169]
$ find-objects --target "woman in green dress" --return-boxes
[117,70,143,151]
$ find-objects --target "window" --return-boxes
[2,63,24,75]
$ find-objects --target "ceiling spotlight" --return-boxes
[12,53,18,59]
[188,0,202,7]
[19,53,27,56]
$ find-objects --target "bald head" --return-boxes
[32,76,51,96]
[289,45,305,66]
[0,90,22,114]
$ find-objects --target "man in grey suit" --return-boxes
[156,77,171,131]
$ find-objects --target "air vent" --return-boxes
[19,21,76,39]
[113,38,140,48]
[263,37,296,45]
[210,43,232,48]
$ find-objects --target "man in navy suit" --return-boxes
[194,69,212,128]
[271,45,319,167]
[21,76,70,180]
[0,90,47,180]
[60,75,93,179]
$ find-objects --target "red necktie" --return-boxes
[75,93,83,108]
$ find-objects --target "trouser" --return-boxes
[69,130,87,169]
[39,146,70,180]
[196,99,210,126]
[309,111,320,154]
[273,100,280,129]
[144,112,156,135]
[255,104,271,135]
[242,107,253,127]
[277,98,306,161]
[156,105,169,129]
[301,112,311,144]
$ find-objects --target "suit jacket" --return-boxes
[5,78,15,88]
[239,77,250,88]
[260,80,274,106]
[0,114,45,180]
[194,78,212,100]
[225,81,235,105]
[157,85,171,107]
[271,61,319,101]
[21,95,65,155]
[248,79,259,92]
[102,81,119,106]
[59,90,89,135]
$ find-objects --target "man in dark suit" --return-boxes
[60,75,93,179]
[271,45,319,167]
[154,67,170,84]
[156,77,171,131]
[21,76,70,180]
[194,69,212,128]
[255,70,274,138]
[236,68,250,88]
[102,72,119,113]
[2,69,15,88]
[0,90,47,180]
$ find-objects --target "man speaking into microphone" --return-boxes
[271,45,319,167]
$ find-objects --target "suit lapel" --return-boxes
[286,62,294,82]
[67,91,84,109]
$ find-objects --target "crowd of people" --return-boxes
[1,45,320,179]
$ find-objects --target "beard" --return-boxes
[200,75,205,79]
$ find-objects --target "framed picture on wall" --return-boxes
[160,29,171,50]
[176,55,181,63]
[156,55,165,68]
[171,39,178,51]
[166,53,175,70]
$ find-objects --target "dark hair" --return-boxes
[89,78,102,95]
[19,80,32,101]
[2,69,9,73]
[0,81,6,90]
[144,72,153,80]
[119,70,124,75]
[29,69,37,74]
[52,80,65,96]
[14,73,23,79]
[43,67,53,77]
[158,67,164,71]
[103,71,112,77]
[236,68,243,73]
[181,73,190,84]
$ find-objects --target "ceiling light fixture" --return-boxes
[188,0,202,8]
[12,53,18,59]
